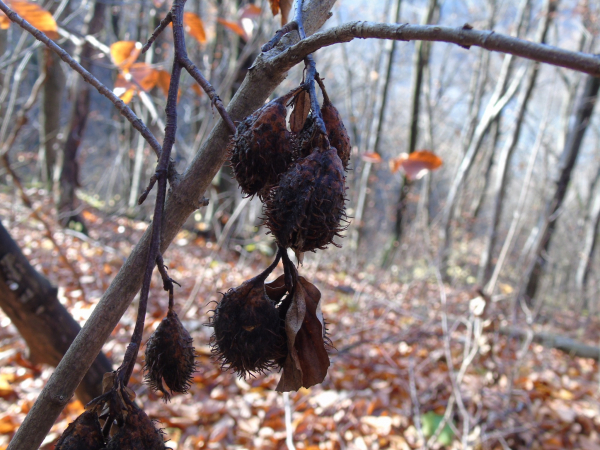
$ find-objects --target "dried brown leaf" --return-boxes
[183,12,207,44]
[277,277,329,392]
[289,90,311,134]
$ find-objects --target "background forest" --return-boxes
[1,0,600,448]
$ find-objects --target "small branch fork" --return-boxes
[141,10,237,134]
[115,0,234,391]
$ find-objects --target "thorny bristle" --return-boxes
[55,410,105,450]
[104,397,166,450]
[264,146,348,253]
[144,309,196,402]
[208,273,287,377]
[229,97,295,198]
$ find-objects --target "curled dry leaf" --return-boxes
[183,12,207,44]
[268,0,292,25]
[110,41,142,69]
[361,152,382,163]
[0,0,58,39]
[217,18,249,41]
[277,277,330,392]
[390,150,443,180]
[240,4,262,20]
[289,90,311,134]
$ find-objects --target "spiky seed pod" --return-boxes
[104,401,166,450]
[265,146,347,253]
[144,309,195,402]
[229,96,295,198]
[321,100,351,170]
[209,264,287,377]
[55,410,105,450]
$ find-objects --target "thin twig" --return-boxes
[142,11,172,54]
[179,56,237,134]
[262,21,299,52]
[0,0,164,159]
[273,21,600,77]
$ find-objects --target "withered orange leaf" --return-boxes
[280,0,292,26]
[156,70,171,97]
[110,41,141,69]
[289,90,310,134]
[129,62,159,92]
[113,74,136,104]
[361,152,382,163]
[240,4,262,20]
[391,150,443,180]
[183,12,207,44]
[277,277,329,392]
[0,0,58,39]
[268,0,292,26]
[191,84,203,97]
[268,0,280,15]
[217,18,248,41]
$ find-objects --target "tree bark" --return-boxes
[520,73,600,307]
[575,165,600,306]
[0,220,111,404]
[478,0,557,285]
[38,47,64,192]
[381,0,438,268]
[57,0,106,230]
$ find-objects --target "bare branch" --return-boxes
[142,11,172,54]
[274,21,600,77]
[0,0,164,159]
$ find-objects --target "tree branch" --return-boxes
[0,0,164,159]
[272,21,600,77]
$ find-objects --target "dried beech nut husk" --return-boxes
[55,410,104,450]
[209,271,286,377]
[144,309,195,401]
[321,100,351,170]
[265,146,347,253]
[229,96,295,198]
[104,401,166,450]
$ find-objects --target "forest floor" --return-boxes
[1,191,600,450]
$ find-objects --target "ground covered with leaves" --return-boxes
[1,191,600,449]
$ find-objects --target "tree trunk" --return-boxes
[350,0,398,256]
[57,0,106,231]
[438,0,531,278]
[0,220,111,404]
[575,165,600,307]
[478,0,557,285]
[381,0,438,268]
[520,73,600,307]
[38,47,64,192]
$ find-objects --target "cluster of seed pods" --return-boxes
[211,83,352,391]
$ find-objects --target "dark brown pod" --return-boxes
[104,401,165,450]
[229,96,295,198]
[144,309,196,402]
[265,146,347,253]
[55,410,104,450]
[321,100,351,170]
[209,257,286,377]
